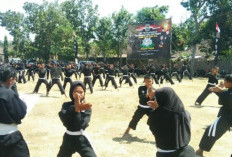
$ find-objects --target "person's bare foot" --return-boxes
[46,92,49,97]
[196,148,203,157]
[123,127,130,136]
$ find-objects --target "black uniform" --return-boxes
[160,67,174,85]
[92,66,103,87]
[17,63,27,83]
[171,65,181,83]
[58,82,96,157]
[0,85,30,157]
[195,73,218,105]
[33,68,49,93]
[82,66,93,94]
[147,87,195,157]
[147,65,159,84]
[63,69,76,90]
[128,86,154,130]
[128,66,137,84]
[119,67,133,87]
[47,66,65,95]
[26,65,35,81]
[198,88,232,152]
[105,67,118,89]
[180,64,192,80]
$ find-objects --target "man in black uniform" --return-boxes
[63,64,76,90]
[105,64,118,90]
[180,62,192,80]
[124,74,155,135]
[160,64,174,85]
[92,63,104,88]
[82,63,93,94]
[33,63,49,94]
[17,62,27,83]
[195,66,219,106]
[47,62,66,96]
[0,65,30,157]
[128,63,137,84]
[171,63,181,83]
[119,65,133,87]
[26,63,35,81]
[147,64,159,84]
[196,74,232,157]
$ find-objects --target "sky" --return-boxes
[0,0,190,41]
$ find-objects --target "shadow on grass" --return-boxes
[112,134,155,145]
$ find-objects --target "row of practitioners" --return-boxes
[1,64,232,157]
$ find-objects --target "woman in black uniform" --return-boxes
[57,81,96,157]
[147,87,195,157]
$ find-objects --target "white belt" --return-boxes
[0,123,18,135]
[65,77,71,78]
[39,77,46,79]
[123,75,128,77]
[66,129,85,136]
[150,73,156,75]
[157,147,177,153]
[208,83,216,86]
[109,75,115,77]
[139,104,151,108]
[84,76,91,78]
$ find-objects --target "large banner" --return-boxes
[127,19,171,59]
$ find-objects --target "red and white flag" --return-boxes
[216,23,220,33]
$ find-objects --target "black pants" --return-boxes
[160,74,174,85]
[199,116,231,152]
[105,76,118,89]
[115,69,120,77]
[33,78,49,93]
[48,79,65,94]
[129,73,137,84]
[171,72,181,82]
[63,77,72,90]
[180,70,192,80]
[99,68,105,79]
[27,72,35,81]
[150,73,159,84]
[156,145,195,157]
[0,131,30,157]
[129,106,152,130]
[92,75,103,87]
[84,77,93,93]
[18,70,26,83]
[195,85,214,104]
[57,133,96,157]
[119,76,133,87]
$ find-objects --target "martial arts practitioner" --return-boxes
[171,63,181,83]
[82,63,93,94]
[57,81,96,157]
[119,65,133,87]
[47,62,66,97]
[180,62,192,80]
[92,63,104,88]
[33,63,49,94]
[195,66,219,106]
[17,62,27,83]
[147,64,159,84]
[0,65,30,157]
[124,74,155,135]
[63,64,76,90]
[147,87,195,157]
[195,74,232,157]
[104,64,118,90]
[160,64,174,85]
[128,63,137,84]
[26,63,35,81]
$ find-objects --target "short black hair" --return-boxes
[0,65,17,83]
[225,74,232,83]
[144,74,153,79]
[212,66,219,69]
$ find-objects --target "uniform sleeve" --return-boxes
[138,86,147,100]
[59,103,76,128]
[6,94,27,124]
[218,91,231,107]
[81,109,92,129]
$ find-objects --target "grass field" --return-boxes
[17,76,232,157]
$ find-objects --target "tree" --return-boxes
[181,0,211,74]
[112,7,133,65]
[23,1,73,61]
[3,36,9,63]
[61,0,98,59]
[136,5,169,23]
[94,17,114,62]
[0,11,25,56]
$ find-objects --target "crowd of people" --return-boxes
[0,60,232,157]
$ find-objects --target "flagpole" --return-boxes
[214,22,220,65]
